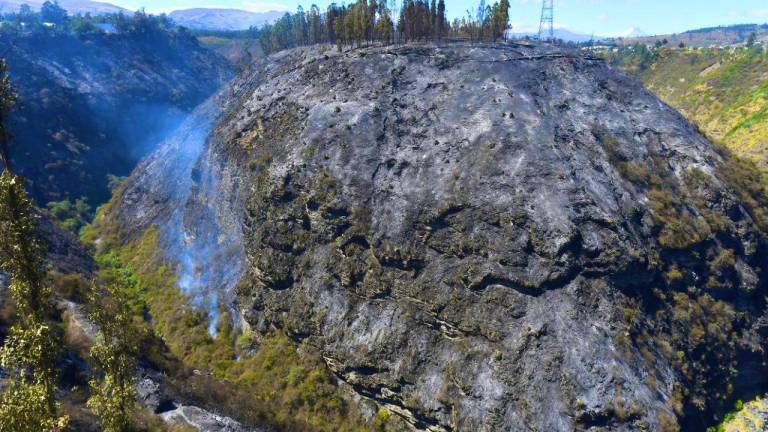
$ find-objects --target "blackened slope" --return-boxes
[221,44,767,431]
[107,43,768,431]
[2,31,233,204]
[37,210,95,277]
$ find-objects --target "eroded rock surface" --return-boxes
[109,43,768,431]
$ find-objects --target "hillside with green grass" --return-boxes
[616,23,768,48]
[606,45,768,171]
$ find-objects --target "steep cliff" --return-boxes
[103,43,768,431]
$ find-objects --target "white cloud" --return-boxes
[611,27,647,38]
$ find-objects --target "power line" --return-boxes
[538,0,554,42]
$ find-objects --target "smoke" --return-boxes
[106,102,191,163]
[143,99,245,337]
[176,228,223,336]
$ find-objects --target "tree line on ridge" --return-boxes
[258,0,512,54]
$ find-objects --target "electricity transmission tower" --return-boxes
[538,0,554,42]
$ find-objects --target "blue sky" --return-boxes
[115,0,768,37]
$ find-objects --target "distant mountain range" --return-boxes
[0,2,283,30]
[168,8,284,31]
[512,24,765,46]
[512,26,652,43]
[614,23,768,47]
[511,28,599,43]
[0,0,127,15]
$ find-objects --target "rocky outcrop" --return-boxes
[160,405,253,432]
[137,373,262,432]
[108,43,768,431]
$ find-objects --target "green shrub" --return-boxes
[647,188,712,249]
[46,197,92,235]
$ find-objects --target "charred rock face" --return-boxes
[111,43,768,431]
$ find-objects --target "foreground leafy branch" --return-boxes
[87,274,141,432]
[0,58,68,432]
[0,173,68,431]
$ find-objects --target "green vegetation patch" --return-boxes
[84,222,377,431]
[47,197,92,235]
[717,146,768,232]
[709,396,768,432]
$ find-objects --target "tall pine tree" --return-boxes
[437,0,446,38]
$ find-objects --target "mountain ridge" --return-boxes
[169,8,284,31]
[0,0,127,15]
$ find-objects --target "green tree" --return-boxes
[70,14,99,35]
[46,197,91,234]
[0,58,68,432]
[333,6,347,50]
[356,0,371,44]
[308,5,322,44]
[292,6,307,45]
[87,274,140,432]
[746,32,757,48]
[491,0,509,40]
[376,1,394,44]
[436,0,446,37]
[0,60,14,170]
[429,0,437,36]
[16,4,38,27]
[40,1,68,26]
[344,5,356,45]
[326,4,341,44]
